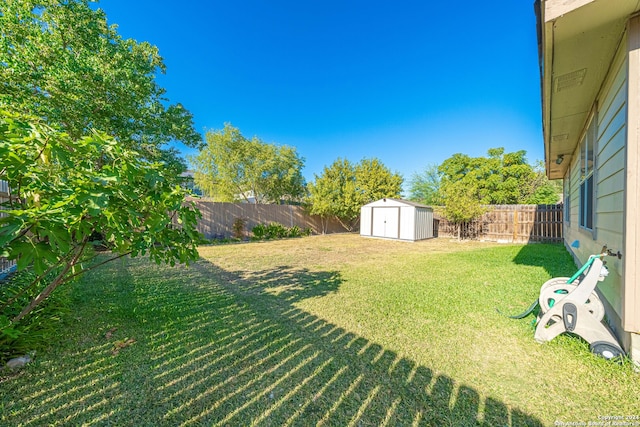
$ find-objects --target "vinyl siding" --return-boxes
[563,42,627,324]
[595,51,627,317]
[625,15,640,333]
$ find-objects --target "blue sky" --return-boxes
[97,1,543,190]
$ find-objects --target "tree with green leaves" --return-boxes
[408,163,441,205]
[477,148,535,204]
[0,1,204,338]
[438,181,487,240]
[438,148,560,205]
[355,158,404,203]
[436,148,560,239]
[308,158,403,231]
[190,123,306,204]
[308,159,358,232]
[524,160,562,204]
[0,112,201,324]
[0,0,201,169]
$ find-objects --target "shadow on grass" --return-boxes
[512,243,577,278]
[0,257,543,426]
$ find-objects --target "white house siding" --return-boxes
[594,50,627,318]
[564,137,582,237]
[624,14,640,336]
[564,41,628,331]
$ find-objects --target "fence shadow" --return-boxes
[1,257,543,426]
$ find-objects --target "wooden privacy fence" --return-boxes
[434,204,563,243]
[190,200,346,239]
[190,201,563,243]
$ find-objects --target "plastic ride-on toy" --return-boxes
[501,246,625,360]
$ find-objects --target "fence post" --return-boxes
[512,209,518,243]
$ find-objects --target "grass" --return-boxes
[1,234,638,426]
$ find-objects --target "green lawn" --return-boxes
[1,234,638,426]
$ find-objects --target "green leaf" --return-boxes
[0,221,24,247]
[0,111,201,322]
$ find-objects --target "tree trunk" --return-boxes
[12,264,71,323]
[12,239,87,323]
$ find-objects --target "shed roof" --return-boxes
[362,198,431,208]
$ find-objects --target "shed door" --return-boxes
[372,207,400,239]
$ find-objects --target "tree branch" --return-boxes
[0,248,73,312]
[12,236,90,323]
[62,250,133,283]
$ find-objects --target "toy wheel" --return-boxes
[590,341,624,360]
[539,283,605,322]
[539,277,577,293]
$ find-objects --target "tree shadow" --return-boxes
[0,257,543,426]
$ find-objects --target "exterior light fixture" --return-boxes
[555,155,564,165]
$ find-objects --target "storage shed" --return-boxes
[360,198,434,241]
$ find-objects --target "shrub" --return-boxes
[252,224,267,240]
[197,236,213,245]
[251,222,313,241]
[287,225,301,238]
[285,226,312,238]
[232,218,246,239]
[265,222,288,239]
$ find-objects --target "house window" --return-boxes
[579,117,596,231]
[564,178,570,224]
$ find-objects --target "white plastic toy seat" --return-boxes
[534,257,624,360]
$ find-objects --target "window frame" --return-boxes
[578,115,597,235]
[564,176,570,225]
